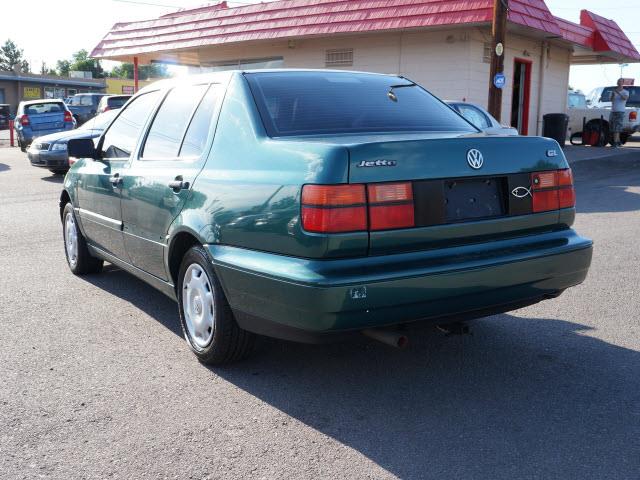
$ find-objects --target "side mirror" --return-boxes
[68,138,98,160]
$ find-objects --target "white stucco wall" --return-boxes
[197,27,572,135]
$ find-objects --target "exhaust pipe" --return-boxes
[362,328,409,349]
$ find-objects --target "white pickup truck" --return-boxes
[568,86,639,145]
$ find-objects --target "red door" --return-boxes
[511,58,532,135]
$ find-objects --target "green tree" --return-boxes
[0,39,30,72]
[69,49,105,78]
[56,59,71,77]
[110,62,170,80]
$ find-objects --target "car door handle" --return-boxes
[168,177,189,192]
[109,173,122,187]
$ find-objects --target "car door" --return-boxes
[76,90,162,260]
[120,83,224,280]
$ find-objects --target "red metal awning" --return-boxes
[90,0,639,64]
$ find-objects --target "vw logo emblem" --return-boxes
[467,149,484,169]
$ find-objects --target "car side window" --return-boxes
[80,96,93,106]
[141,84,208,160]
[100,91,161,160]
[458,105,491,129]
[179,84,223,158]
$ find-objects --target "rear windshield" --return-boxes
[68,96,94,106]
[600,86,640,107]
[24,103,64,115]
[108,97,129,108]
[246,72,477,136]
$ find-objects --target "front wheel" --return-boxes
[62,203,103,275]
[177,245,254,365]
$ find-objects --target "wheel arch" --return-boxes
[167,229,204,288]
[59,189,71,220]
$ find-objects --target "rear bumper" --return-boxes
[208,228,592,341]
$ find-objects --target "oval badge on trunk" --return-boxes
[467,149,484,169]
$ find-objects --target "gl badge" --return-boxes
[467,149,484,169]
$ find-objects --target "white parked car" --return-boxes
[447,101,519,136]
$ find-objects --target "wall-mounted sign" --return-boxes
[495,42,504,56]
[122,85,135,94]
[493,73,506,89]
[23,86,41,99]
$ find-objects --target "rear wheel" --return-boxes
[177,245,254,365]
[62,203,103,275]
[18,138,26,152]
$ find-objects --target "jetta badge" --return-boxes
[467,149,484,169]
[511,186,532,199]
[356,159,397,168]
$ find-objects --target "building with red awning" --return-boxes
[90,0,639,135]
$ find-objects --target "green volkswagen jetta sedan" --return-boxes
[61,70,593,364]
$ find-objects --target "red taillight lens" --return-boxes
[531,168,575,212]
[301,206,367,233]
[20,114,30,126]
[531,171,557,190]
[63,110,73,123]
[301,185,367,233]
[630,111,638,122]
[367,182,415,231]
[302,184,366,206]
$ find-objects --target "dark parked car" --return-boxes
[0,104,11,130]
[97,95,131,114]
[67,93,108,125]
[61,70,593,365]
[28,110,118,175]
[14,99,75,151]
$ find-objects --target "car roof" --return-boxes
[20,99,66,105]
[73,93,106,96]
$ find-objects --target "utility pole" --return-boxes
[488,0,508,121]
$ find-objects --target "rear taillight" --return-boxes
[103,106,111,112]
[20,114,30,126]
[367,182,415,231]
[531,168,575,213]
[630,111,638,122]
[63,110,73,123]
[301,185,367,233]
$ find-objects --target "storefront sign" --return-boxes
[122,85,135,94]
[23,86,41,99]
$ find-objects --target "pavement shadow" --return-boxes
[572,154,640,214]
[81,264,182,337]
[79,263,640,478]
[40,174,65,183]
[0,162,10,172]
[211,315,640,479]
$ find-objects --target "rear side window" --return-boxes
[179,84,223,158]
[141,84,208,159]
[246,72,477,136]
[108,97,128,109]
[101,91,161,159]
[457,104,491,129]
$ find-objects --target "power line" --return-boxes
[112,0,182,8]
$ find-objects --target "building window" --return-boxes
[0,88,5,104]
[201,57,284,72]
[67,89,77,97]
[44,87,66,99]
[325,48,353,67]
[483,43,492,63]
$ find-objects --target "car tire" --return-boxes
[177,245,255,365]
[62,203,104,275]
[50,168,68,175]
[18,138,26,152]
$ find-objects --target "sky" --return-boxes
[1,0,639,94]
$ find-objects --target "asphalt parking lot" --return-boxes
[0,145,639,479]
